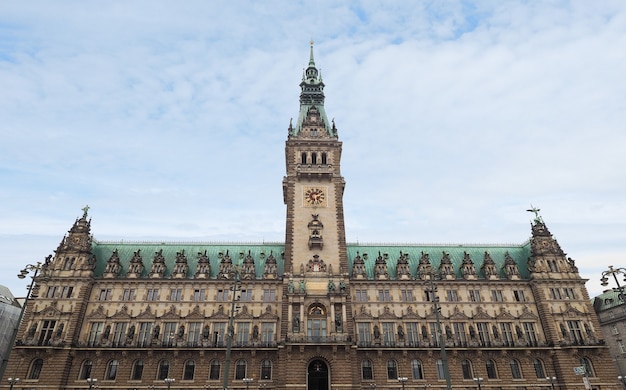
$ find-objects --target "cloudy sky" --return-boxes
[1,1,625,298]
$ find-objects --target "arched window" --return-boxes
[510,359,523,379]
[486,360,498,379]
[311,152,317,165]
[183,359,195,380]
[158,360,170,380]
[321,152,327,165]
[533,359,546,378]
[580,357,595,377]
[105,359,119,380]
[461,359,473,379]
[79,360,93,380]
[28,358,43,380]
[436,359,445,379]
[209,359,221,380]
[131,360,144,380]
[362,359,373,380]
[261,359,272,380]
[411,359,424,379]
[235,359,247,380]
[301,153,307,165]
[387,360,398,379]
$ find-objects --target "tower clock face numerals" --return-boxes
[304,187,326,206]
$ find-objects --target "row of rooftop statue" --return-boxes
[100,247,526,280]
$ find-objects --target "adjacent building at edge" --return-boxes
[593,290,626,377]
[4,45,618,390]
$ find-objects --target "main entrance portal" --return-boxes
[307,359,329,390]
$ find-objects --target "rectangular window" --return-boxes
[213,322,226,345]
[193,289,206,301]
[138,322,152,346]
[261,322,274,345]
[187,322,202,345]
[88,322,104,345]
[469,290,481,302]
[401,289,413,301]
[500,322,514,345]
[425,290,435,302]
[550,288,562,300]
[406,322,419,346]
[46,286,58,298]
[263,289,276,302]
[240,289,252,302]
[567,320,583,344]
[477,322,490,344]
[453,323,467,345]
[98,289,112,301]
[524,322,538,344]
[170,288,183,301]
[122,289,135,301]
[147,289,159,301]
[217,289,229,301]
[378,289,391,301]
[429,323,438,346]
[491,290,504,302]
[61,286,74,298]
[357,322,371,346]
[613,325,620,335]
[436,359,445,379]
[513,290,526,302]
[564,288,576,300]
[237,322,250,345]
[355,290,368,302]
[447,290,459,302]
[209,361,221,380]
[163,322,177,346]
[382,322,396,346]
[38,320,56,345]
[113,322,127,346]
[620,340,626,354]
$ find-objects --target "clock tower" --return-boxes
[282,43,350,341]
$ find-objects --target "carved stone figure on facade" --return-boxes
[55,323,64,338]
[335,313,342,332]
[397,325,405,340]
[293,315,300,332]
[178,325,185,339]
[328,280,336,292]
[203,325,210,340]
[299,279,306,293]
[287,279,295,293]
[516,325,524,339]
[28,324,37,338]
[339,280,346,292]
[469,325,476,339]
[373,325,381,340]
[153,325,160,339]
[127,325,135,340]
[253,325,259,340]
[445,325,453,340]
[492,325,499,339]
[560,323,567,338]
[103,325,111,340]
[421,325,428,340]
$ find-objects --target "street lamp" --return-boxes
[601,266,626,300]
[164,378,175,389]
[618,376,626,389]
[86,377,98,389]
[473,377,483,390]
[243,377,254,390]
[7,378,19,390]
[398,377,408,390]
[546,376,557,390]
[424,268,452,390]
[222,266,242,390]
[0,261,44,382]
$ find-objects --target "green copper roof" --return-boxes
[91,240,531,280]
[593,289,626,312]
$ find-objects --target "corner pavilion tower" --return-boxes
[3,44,619,390]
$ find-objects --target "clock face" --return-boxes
[304,187,326,206]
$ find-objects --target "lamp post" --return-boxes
[86,377,98,389]
[473,377,483,390]
[398,377,408,390]
[222,267,242,390]
[546,376,557,390]
[424,268,452,390]
[164,377,175,389]
[618,376,626,389]
[0,261,43,382]
[601,266,626,300]
[243,377,254,390]
[7,378,19,390]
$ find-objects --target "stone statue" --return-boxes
[397,325,405,340]
[445,325,453,339]
[203,325,210,340]
[516,325,523,338]
[127,325,135,339]
[298,280,306,293]
[153,325,161,339]
[287,279,295,293]
[103,325,111,339]
[328,280,336,292]
[373,325,381,339]
[339,280,346,292]
[178,325,185,339]
[253,325,259,340]
[293,315,300,332]
[335,313,342,331]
